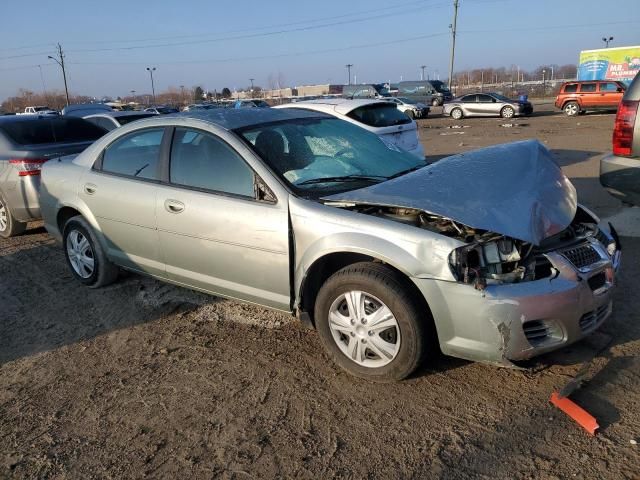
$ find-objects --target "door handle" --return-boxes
[164,199,185,214]
[84,183,97,195]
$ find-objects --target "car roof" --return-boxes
[170,107,331,130]
[84,111,155,119]
[0,115,71,125]
[276,98,390,115]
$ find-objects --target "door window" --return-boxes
[461,95,477,103]
[170,128,255,198]
[579,83,597,93]
[598,82,619,92]
[101,128,164,180]
[477,94,494,103]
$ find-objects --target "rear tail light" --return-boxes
[9,158,47,176]
[612,100,638,156]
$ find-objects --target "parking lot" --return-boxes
[1,103,639,479]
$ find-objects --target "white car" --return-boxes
[275,98,425,158]
[384,97,430,119]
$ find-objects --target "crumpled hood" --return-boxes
[324,140,577,245]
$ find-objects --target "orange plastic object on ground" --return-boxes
[550,392,599,435]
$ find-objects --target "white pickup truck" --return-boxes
[17,106,59,116]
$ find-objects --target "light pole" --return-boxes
[130,90,136,103]
[249,78,255,97]
[602,36,613,48]
[542,69,546,97]
[180,85,185,105]
[345,64,353,85]
[47,43,70,106]
[146,67,156,105]
[420,65,427,81]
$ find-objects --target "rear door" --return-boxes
[155,127,290,310]
[345,103,419,153]
[578,82,598,108]
[80,127,168,276]
[597,82,625,108]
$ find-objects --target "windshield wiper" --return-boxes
[296,175,387,186]
[388,164,427,180]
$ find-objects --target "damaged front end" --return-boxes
[323,140,621,365]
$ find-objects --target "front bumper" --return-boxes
[600,153,640,206]
[413,235,620,365]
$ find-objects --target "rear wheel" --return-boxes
[63,216,119,288]
[315,262,435,381]
[564,101,580,116]
[501,106,515,118]
[432,98,440,107]
[450,108,463,120]
[0,193,26,238]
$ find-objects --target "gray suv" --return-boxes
[0,116,106,237]
[600,72,640,205]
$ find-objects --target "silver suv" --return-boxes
[40,109,620,381]
[0,116,106,237]
[600,72,640,205]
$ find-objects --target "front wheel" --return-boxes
[315,262,434,381]
[564,101,580,116]
[450,108,463,120]
[501,106,515,118]
[0,193,26,238]
[404,109,415,119]
[63,216,119,288]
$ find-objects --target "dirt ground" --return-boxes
[1,103,639,479]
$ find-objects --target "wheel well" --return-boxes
[57,207,82,232]
[299,253,431,328]
[562,99,580,109]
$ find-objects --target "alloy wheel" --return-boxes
[66,229,95,278]
[0,199,7,232]
[502,107,514,118]
[328,290,401,368]
[565,103,578,116]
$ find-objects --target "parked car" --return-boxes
[233,100,270,109]
[275,98,425,158]
[145,106,179,115]
[443,93,533,119]
[0,116,106,237]
[16,106,59,116]
[342,84,389,99]
[393,80,453,107]
[555,80,627,116]
[600,73,640,205]
[40,109,620,381]
[62,103,113,117]
[82,111,157,131]
[384,97,430,119]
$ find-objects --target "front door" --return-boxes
[80,127,167,276]
[156,127,290,310]
[596,82,624,108]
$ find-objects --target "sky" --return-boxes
[1,0,638,100]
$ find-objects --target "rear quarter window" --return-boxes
[347,104,412,127]
[0,118,106,145]
[563,84,578,93]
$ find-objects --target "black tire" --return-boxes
[314,262,436,382]
[564,101,580,117]
[404,109,415,119]
[0,192,27,238]
[432,98,440,107]
[450,107,463,120]
[63,216,119,288]
[500,106,515,118]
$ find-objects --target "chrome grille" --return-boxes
[523,320,551,346]
[579,303,610,332]
[561,244,601,269]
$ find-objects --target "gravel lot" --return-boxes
[1,103,639,479]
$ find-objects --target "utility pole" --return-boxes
[420,65,427,81]
[130,90,136,102]
[180,85,185,105]
[447,0,459,90]
[345,64,353,85]
[249,78,255,96]
[146,67,156,104]
[47,43,70,106]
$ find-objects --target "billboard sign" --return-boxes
[578,46,640,84]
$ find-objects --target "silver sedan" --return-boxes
[40,109,619,381]
[443,92,533,119]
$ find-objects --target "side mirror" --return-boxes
[617,87,623,92]
[492,98,497,103]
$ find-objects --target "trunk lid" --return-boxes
[323,140,577,245]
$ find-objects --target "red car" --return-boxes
[555,80,626,116]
